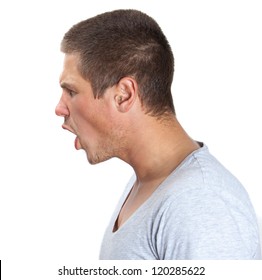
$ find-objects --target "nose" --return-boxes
[55,97,69,117]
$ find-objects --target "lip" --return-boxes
[62,124,76,135]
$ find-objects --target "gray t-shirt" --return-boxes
[99,144,261,259]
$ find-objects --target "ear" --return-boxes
[114,77,138,113]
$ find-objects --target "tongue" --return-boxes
[74,136,81,150]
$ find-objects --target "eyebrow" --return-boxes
[60,81,76,91]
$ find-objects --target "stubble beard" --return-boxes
[84,130,127,165]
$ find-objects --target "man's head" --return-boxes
[61,9,175,116]
[56,10,176,164]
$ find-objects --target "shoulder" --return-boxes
[151,145,260,259]
[162,144,253,210]
[159,145,257,236]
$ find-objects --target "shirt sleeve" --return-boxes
[155,187,259,260]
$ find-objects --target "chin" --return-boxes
[85,151,112,165]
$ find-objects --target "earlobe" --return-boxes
[115,77,137,113]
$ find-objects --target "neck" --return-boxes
[120,114,200,185]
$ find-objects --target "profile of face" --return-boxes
[55,53,125,164]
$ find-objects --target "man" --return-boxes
[55,9,261,259]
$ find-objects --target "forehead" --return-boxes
[59,53,82,85]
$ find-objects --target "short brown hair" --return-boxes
[61,9,175,116]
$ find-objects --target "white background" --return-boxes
[0,0,261,279]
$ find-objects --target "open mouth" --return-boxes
[62,124,81,150]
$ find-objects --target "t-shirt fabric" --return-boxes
[99,144,261,259]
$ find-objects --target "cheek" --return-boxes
[73,107,104,138]
[72,98,111,137]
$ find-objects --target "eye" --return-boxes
[67,89,77,97]
[69,91,75,97]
